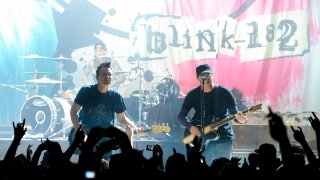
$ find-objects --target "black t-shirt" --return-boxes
[74,84,126,132]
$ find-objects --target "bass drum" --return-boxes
[156,78,180,103]
[20,96,72,136]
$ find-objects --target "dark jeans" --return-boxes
[202,139,233,166]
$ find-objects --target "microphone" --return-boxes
[201,77,207,86]
[201,76,207,81]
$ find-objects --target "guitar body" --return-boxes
[183,117,221,146]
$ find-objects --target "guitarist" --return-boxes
[178,64,248,166]
[70,62,140,161]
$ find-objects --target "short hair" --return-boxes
[96,62,111,76]
[94,42,107,51]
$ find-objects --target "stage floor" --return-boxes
[1,112,318,163]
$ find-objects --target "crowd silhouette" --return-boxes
[0,107,319,179]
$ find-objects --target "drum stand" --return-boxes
[48,119,73,139]
[133,57,149,128]
[137,59,143,127]
[31,61,40,96]
[58,61,63,94]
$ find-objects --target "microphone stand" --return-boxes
[200,78,205,147]
[136,55,144,128]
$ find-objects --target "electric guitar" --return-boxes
[183,103,262,145]
[68,124,171,145]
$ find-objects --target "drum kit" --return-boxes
[8,53,181,139]
[116,57,181,130]
[16,54,75,139]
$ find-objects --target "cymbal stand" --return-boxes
[58,60,64,95]
[0,84,27,93]
[137,59,143,128]
[32,61,39,96]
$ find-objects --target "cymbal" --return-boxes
[114,71,130,74]
[24,72,50,74]
[110,55,128,58]
[153,73,168,77]
[26,77,64,84]
[53,55,71,60]
[18,54,50,59]
[128,55,166,63]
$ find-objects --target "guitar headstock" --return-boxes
[249,103,263,112]
[151,125,171,134]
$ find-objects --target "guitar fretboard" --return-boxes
[209,107,253,129]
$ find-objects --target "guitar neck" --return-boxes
[210,107,252,129]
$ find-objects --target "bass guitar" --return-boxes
[68,124,171,146]
[183,103,262,146]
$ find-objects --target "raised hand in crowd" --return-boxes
[230,156,242,167]
[13,118,27,140]
[186,136,204,164]
[105,125,132,153]
[95,137,120,162]
[291,126,317,164]
[64,125,85,160]
[266,107,292,166]
[267,107,288,142]
[26,144,32,164]
[30,138,65,169]
[149,144,164,172]
[3,119,27,164]
[309,112,320,155]
[165,148,188,177]
[77,126,109,172]
[309,112,320,133]
[186,136,209,177]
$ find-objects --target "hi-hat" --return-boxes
[53,55,71,60]
[18,54,50,59]
[26,77,64,84]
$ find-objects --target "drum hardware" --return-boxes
[26,76,65,84]
[61,88,77,100]
[127,55,146,127]
[53,54,71,95]
[18,54,50,59]
[19,54,51,95]
[52,55,71,60]
[153,73,167,77]
[0,84,27,93]
[114,71,130,74]
[47,123,73,139]
[24,72,50,74]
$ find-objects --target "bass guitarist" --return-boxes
[70,62,141,161]
[178,64,248,166]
